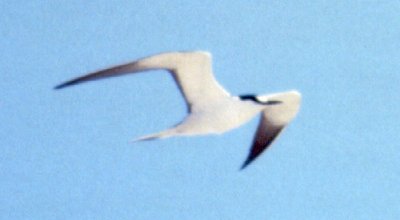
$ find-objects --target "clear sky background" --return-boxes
[1,1,399,219]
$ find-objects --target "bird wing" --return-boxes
[240,114,285,169]
[55,51,229,112]
[241,92,301,169]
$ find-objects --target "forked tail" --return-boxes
[131,128,180,143]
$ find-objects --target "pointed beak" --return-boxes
[265,100,282,105]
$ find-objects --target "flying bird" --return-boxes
[55,51,301,169]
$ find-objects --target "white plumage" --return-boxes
[55,51,301,169]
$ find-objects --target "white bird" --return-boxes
[55,51,301,169]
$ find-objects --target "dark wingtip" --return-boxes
[54,84,65,90]
[53,80,77,90]
[239,160,251,171]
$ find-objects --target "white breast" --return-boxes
[184,97,264,134]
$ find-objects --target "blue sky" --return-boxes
[1,1,399,219]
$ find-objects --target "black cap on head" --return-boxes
[239,94,282,105]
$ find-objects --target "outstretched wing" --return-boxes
[241,91,301,169]
[55,51,229,112]
[240,115,285,169]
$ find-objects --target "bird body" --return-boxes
[137,96,265,141]
[55,51,301,169]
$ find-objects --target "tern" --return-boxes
[55,51,301,169]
